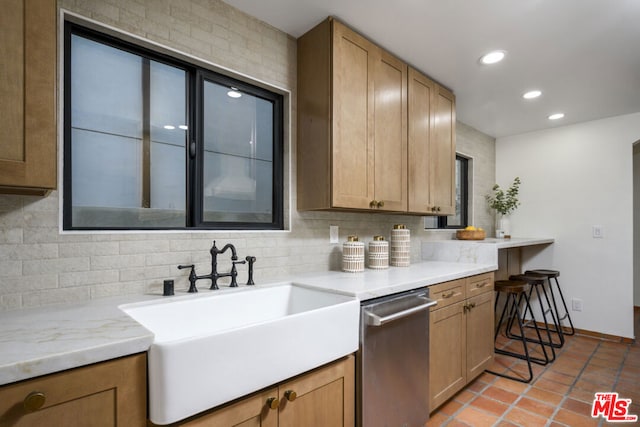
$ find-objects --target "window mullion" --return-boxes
[141,58,151,209]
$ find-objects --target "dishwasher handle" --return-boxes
[364,295,437,326]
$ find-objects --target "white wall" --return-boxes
[496,112,640,339]
[634,143,640,307]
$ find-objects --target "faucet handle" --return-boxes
[230,260,246,288]
[245,256,256,286]
[177,264,198,293]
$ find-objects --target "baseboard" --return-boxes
[531,321,634,344]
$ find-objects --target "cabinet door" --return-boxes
[179,388,278,427]
[429,301,466,410]
[278,356,354,427]
[429,86,456,215]
[466,291,495,380]
[0,354,146,426]
[331,21,375,209]
[372,50,407,211]
[407,68,435,214]
[0,0,56,194]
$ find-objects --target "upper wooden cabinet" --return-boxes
[408,67,456,215]
[298,18,407,212]
[298,17,454,215]
[0,0,57,196]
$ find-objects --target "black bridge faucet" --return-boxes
[178,241,256,292]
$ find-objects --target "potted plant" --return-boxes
[486,177,521,237]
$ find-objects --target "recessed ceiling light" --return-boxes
[163,125,175,130]
[479,50,506,65]
[178,125,188,130]
[227,87,242,98]
[523,90,542,99]
[548,113,565,120]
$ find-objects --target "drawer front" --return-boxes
[466,272,494,298]
[429,279,465,310]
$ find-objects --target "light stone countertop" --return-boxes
[0,294,156,386]
[293,261,497,300]
[0,236,552,387]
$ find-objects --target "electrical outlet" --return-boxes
[572,298,583,312]
[592,225,603,238]
[329,225,339,244]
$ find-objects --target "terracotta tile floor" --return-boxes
[427,308,640,426]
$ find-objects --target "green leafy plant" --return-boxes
[486,177,521,215]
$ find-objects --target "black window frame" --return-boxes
[437,154,469,229]
[63,22,284,231]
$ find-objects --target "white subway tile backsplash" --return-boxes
[22,287,91,308]
[59,242,120,258]
[23,258,90,276]
[59,270,119,287]
[90,255,146,271]
[120,240,170,255]
[0,243,58,260]
[0,275,58,294]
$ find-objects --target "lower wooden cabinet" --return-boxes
[0,354,146,426]
[429,273,494,410]
[178,356,354,427]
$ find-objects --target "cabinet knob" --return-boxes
[430,206,436,212]
[370,200,378,208]
[436,206,441,212]
[24,391,46,412]
[377,200,385,208]
[266,397,280,410]
[284,390,297,402]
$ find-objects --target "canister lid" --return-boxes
[347,235,359,242]
[393,224,406,230]
[373,235,385,241]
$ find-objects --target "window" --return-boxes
[63,23,283,230]
[424,155,469,229]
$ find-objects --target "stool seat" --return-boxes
[526,269,560,278]
[510,274,545,285]
[495,280,528,294]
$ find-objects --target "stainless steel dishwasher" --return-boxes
[358,287,437,427]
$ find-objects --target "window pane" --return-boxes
[71,35,142,138]
[150,61,187,213]
[446,159,463,227]
[69,33,186,228]
[202,80,274,224]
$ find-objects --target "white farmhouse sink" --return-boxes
[120,283,359,425]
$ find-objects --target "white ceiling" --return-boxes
[224,0,640,138]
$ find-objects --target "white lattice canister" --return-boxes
[390,224,411,267]
[368,235,389,269]
[343,235,365,272]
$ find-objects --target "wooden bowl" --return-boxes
[456,229,486,240]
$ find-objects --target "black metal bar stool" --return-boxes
[485,279,550,383]
[509,273,560,359]
[525,269,575,336]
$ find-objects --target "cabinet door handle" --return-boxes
[266,397,279,410]
[377,200,385,208]
[24,391,46,412]
[442,291,455,299]
[370,200,378,208]
[476,282,488,288]
[284,390,297,402]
